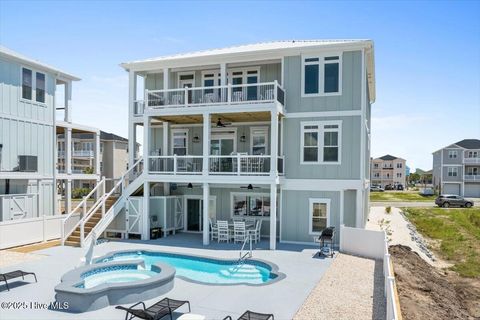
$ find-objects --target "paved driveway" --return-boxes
[0,234,332,320]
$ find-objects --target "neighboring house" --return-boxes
[62,40,375,249]
[0,46,101,248]
[57,131,137,189]
[371,155,406,188]
[414,168,433,185]
[432,139,480,197]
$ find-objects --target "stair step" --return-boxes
[64,240,80,247]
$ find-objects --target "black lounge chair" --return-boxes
[116,298,191,320]
[223,310,274,320]
[0,270,37,291]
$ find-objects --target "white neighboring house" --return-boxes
[432,139,480,197]
[0,46,101,248]
[371,155,406,188]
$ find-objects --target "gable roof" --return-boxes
[0,46,80,81]
[120,40,375,102]
[454,139,480,149]
[100,131,128,142]
[378,154,398,161]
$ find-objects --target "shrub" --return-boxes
[386,206,392,214]
[72,187,92,199]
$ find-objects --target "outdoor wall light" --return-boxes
[240,135,246,142]
[187,183,193,189]
[192,136,200,143]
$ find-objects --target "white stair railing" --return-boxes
[61,157,144,246]
[238,234,253,264]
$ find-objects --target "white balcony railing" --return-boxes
[144,81,285,110]
[464,175,480,182]
[58,150,94,158]
[464,158,480,164]
[147,154,285,176]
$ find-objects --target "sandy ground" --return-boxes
[0,250,45,268]
[366,206,450,268]
[294,253,385,320]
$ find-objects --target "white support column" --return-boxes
[163,68,169,90]
[220,63,227,86]
[95,132,101,176]
[269,183,277,250]
[202,182,210,245]
[163,121,169,195]
[64,81,72,123]
[143,116,150,174]
[65,127,72,215]
[355,189,363,228]
[128,70,136,168]
[202,113,211,175]
[37,179,42,218]
[142,181,150,240]
[270,111,278,176]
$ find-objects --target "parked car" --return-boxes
[396,184,404,191]
[370,185,385,192]
[384,184,394,190]
[420,188,435,196]
[435,195,474,208]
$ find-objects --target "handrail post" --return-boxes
[173,154,177,174]
[82,197,87,219]
[273,80,278,102]
[184,87,188,106]
[61,222,65,246]
[227,84,231,104]
[237,154,241,175]
[80,222,85,247]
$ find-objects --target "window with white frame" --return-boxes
[374,172,380,178]
[448,150,457,158]
[250,127,268,155]
[22,68,33,100]
[309,198,330,235]
[232,193,271,217]
[374,163,379,168]
[302,54,342,96]
[301,121,341,164]
[396,163,403,168]
[447,167,458,177]
[397,173,402,178]
[467,151,478,158]
[35,72,45,103]
[466,167,478,176]
[172,130,188,155]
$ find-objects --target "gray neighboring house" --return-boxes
[432,139,480,197]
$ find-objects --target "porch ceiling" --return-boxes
[152,111,272,124]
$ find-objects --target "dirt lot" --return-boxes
[390,245,480,319]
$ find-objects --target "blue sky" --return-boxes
[1,1,479,170]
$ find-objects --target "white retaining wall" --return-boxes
[339,224,401,320]
[0,215,66,249]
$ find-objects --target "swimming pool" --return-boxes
[95,250,284,285]
[75,265,159,289]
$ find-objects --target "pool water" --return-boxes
[76,265,158,289]
[97,251,276,285]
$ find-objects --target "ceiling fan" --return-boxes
[215,118,232,127]
[240,184,261,190]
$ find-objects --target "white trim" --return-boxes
[20,66,48,106]
[250,126,269,155]
[230,192,271,218]
[308,198,331,235]
[300,120,342,165]
[286,110,361,118]
[176,71,195,88]
[301,52,343,97]
[183,194,216,233]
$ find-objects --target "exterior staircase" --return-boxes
[61,158,144,248]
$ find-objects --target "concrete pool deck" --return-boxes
[0,234,333,320]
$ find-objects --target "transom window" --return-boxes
[447,167,458,177]
[21,67,46,103]
[309,198,330,235]
[302,54,342,96]
[301,121,341,164]
[448,150,458,158]
[232,193,270,217]
[172,130,188,156]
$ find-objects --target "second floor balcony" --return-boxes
[464,174,480,182]
[134,81,285,116]
[464,157,480,165]
[58,150,95,158]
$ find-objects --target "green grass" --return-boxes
[370,191,436,202]
[403,207,480,278]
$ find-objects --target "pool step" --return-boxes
[220,265,264,279]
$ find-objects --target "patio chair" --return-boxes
[223,310,274,320]
[247,219,262,243]
[217,220,229,243]
[116,297,190,320]
[233,221,246,243]
[209,218,218,241]
[0,270,37,291]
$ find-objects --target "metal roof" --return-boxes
[0,46,81,81]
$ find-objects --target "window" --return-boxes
[100,142,104,153]
[448,150,457,158]
[302,54,342,96]
[250,127,268,155]
[172,130,188,155]
[467,151,478,158]
[232,193,271,217]
[396,163,403,168]
[467,167,478,176]
[301,121,341,164]
[22,68,33,100]
[374,172,380,178]
[447,167,458,177]
[374,163,379,168]
[309,198,330,235]
[35,72,45,103]
[397,173,402,178]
